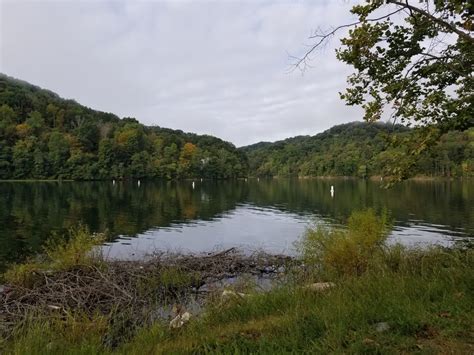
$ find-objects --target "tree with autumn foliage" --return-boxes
[0,74,248,180]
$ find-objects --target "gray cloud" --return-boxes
[0,0,364,146]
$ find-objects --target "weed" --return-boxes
[4,225,105,287]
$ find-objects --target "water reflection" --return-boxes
[0,179,472,269]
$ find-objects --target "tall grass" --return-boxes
[2,210,473,354]
[3,225,105,287]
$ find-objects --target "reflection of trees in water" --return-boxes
[0,179,472,270]
[247,179,473,235]
[0,181,249,269]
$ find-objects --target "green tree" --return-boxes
[297,0,473,183]
[12,138,36,178]
[0,104,16,142]
[46,103,59,128]
[98,138,116,177]
[0,140,12,178]
[130,151,152,178]
[76,122,99,153]
[48,131,70,176]
[26,111,45,135]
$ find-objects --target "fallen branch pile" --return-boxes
[0,250,293,342]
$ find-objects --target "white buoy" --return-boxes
[192,181,195,189]
[138,180,141,187]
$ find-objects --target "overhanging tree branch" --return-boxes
[292,8,405,70]
[387,0,474,44]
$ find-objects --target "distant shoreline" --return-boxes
[0,176,470,182]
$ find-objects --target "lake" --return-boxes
[0,179,472,270]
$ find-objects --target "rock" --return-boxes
[277,266,286,273]
[181,311,191,322]
[375,322,390,333]
[198,284,209,293]
[304,282,336,291]
[169,312,192,329]
[222,289,248,300]
[0,285,12,296]
[263,266,274,273]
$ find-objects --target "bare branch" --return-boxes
[292,8,405,71]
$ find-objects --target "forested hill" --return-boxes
[241,122,474,178]
[0,74,248,180]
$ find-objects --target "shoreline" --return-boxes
[1,213,472,354]
[0,175,470,182]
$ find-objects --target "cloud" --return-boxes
[0,0,363,146]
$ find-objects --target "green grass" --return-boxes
[115,245,473,354]
[2,211,473,354]
[3,225,105,287]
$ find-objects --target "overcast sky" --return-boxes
[0,0,365,146]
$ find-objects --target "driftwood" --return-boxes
[0,250,294,342]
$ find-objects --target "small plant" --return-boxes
[159,266,201,289]
[299,209,391,276]
[2,262,43,288]
[43,225,105,270]
[4,225,105,287]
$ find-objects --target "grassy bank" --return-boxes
[1,212,473,354]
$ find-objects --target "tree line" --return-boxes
[242,122,474,178]
[0,74,248,180]
[1,74,472,181]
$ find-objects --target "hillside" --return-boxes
[0,74,248,180]
[0,74,472,181]
[241,122,473,178]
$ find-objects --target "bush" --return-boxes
[299,209,391,276]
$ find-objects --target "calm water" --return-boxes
[0,179,472,269]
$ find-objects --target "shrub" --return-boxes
[299,209,391,276]
[4,225,105,287]
[43,225,105,270]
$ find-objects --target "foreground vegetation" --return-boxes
[1,211,473,354]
